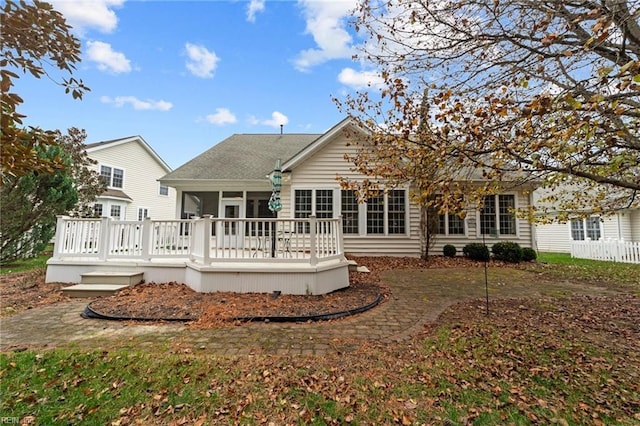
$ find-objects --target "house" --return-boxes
[160,117,538,256]
[534,206,640,253]
[46,118,538,295]
[86,136,176,221]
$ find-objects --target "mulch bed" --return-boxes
[86,278,384,326]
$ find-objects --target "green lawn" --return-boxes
[0,246,52,275]
[535,252,640,287]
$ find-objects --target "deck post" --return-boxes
[141,217,152,260]
[309,215,317,266]
[52,215,68,259]
[336,215,344,255]
[98,217,110,260]
[203,216,212,264]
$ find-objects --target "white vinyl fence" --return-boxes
[570,239,640,264]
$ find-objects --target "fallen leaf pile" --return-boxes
[0,269,69,317]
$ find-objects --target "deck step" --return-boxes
[62,284,129,298]
[81,271,144,286]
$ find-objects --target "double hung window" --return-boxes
[364,190,407,235]
[341,190,359,234]
[571,217,601,240]
[100,165,124,189]
[294,188,407,236]
[480,195,516,236]
[366,195,385,234]
[110,205,121,219]
[137,208,149,221]
[438,213,465,235]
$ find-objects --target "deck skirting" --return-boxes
[184,258,349,295]
[46,257,350,295]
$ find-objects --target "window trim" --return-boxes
[292,187,340,219]
[292,187,409,237]
[340,190,360,235]
[385,189,407,235]
[110,204,122,220]
[137,207,149,221]
[340,188,409,237]
[477,193,519,237]
[99,163,125,189]
[159,183,169,196]
[93,203,103,218]
[436,211,467,236]
[570,216,602,241]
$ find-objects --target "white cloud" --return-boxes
[101,96,172,111]
[246,0,265,23]
[206,108,237,125]
[185,43,219,78]
[49,0,124,34]
[248,111,289,128]
[338,67,384,89]
[294,0,357,71]
[86,41,131,74]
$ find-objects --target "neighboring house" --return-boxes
[535,206,640,253]
[160,118,537,256]
[86,136,176,221]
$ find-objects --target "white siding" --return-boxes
[89,140,176,220]
[429,191,534,255]
[631,210,640,242]
[602,215,624,240]
[536,221,571,253]
[284,133,422,256]
[612,211,635,241]
[285,132,534,256]
[535,212,640,253]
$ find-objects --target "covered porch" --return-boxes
[46,215,350,295]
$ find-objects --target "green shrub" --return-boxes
[463,243,490,261]
[492,241,523,263]
[522,247,537,262]
[443,244,457,257]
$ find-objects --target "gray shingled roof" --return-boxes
[101,188,133,200]
[161,134,320,181]
[85,136,138,149]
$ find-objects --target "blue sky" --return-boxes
[14,0,383,169]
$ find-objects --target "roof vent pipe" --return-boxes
[280,124,283,134]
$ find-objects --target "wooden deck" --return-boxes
[46,216,349,295]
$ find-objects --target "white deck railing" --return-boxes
[52,215,343,264]
[570,239,640,264]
